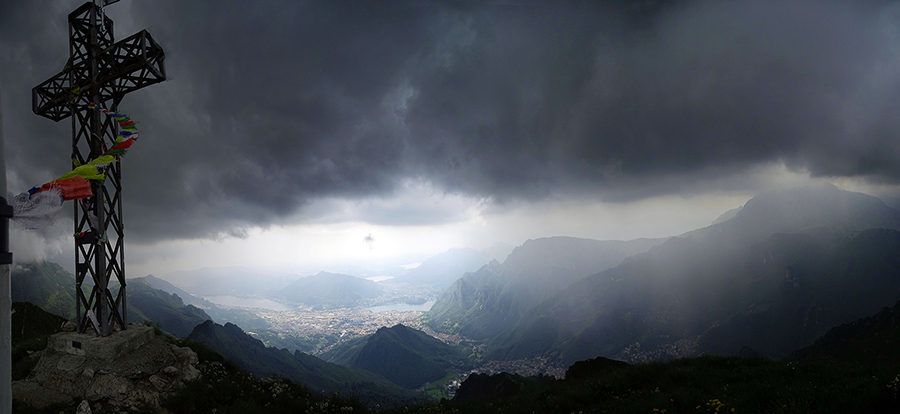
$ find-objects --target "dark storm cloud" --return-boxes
[404,0,900,200]
[2,0,900,242]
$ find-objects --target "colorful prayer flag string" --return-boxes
[10,104,143,230]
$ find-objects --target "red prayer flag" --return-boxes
[33,177,93,200]
[109,137,136,151]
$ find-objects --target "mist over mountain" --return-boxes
[159,267,302,297]
[424,236,665,339]
[133,274,270,331]
[10,261,214,338]
[321,324,469,389]
[487,185,900,366]
[686,183,900,245]
[126,278,212,338]
[391,242,514,289]
[711,206,743,225]
[275,271,383,310]
[137,274,207,307]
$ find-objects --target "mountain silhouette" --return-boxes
[486,184,900,365]
[321,324,469,388]
[425,236,664,339]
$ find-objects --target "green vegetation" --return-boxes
[186,320,427,407]
[10,302,65,380]
[321,324,471,389]
[11,262,214,338]
[382,356,900,414]
[164,338,370,414]
[789,298,900,365]
[422,371,457,400]
[11,262,78,319]
[126,278,212,337]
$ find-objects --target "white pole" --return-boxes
[0,66,11,414]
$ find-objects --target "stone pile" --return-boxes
[12,325,201,412]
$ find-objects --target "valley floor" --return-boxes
[253,307,425,354]
[230,303,567,395]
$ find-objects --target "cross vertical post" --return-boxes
[32,1,165,336]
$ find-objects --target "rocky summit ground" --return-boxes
[13,326,200,413]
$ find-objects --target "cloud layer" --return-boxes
[3,0,900,243]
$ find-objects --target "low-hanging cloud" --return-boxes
[2,0,900,244]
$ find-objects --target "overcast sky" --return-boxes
[3,0,900,277]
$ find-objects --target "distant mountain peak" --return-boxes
[277,271,382,309]
[322,323,468,389]
[425,236,665,339]
[685,183,900,245]
[711,206,743,225]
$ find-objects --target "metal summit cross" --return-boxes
[32,0,165,336]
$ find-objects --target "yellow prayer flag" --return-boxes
[58,165,104,181]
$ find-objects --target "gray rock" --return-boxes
[61,321,77,332]
[86,374,132,400]
[10,380,74,409]
[149,375,168,391]
[56,355,86,372]
[182,364,201,382]
[173,346,199,366]
[76,399,92,414]
[15,331,198,413]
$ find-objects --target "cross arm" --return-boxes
[32,30,166,122]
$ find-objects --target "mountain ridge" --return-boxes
[486,185,900,365]
[424,236,666,339]
[187,320,424,406]
[275,271,383,310]
[321,324,470,389]
[392,243,515,289]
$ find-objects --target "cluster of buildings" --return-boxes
[254,307,425,353]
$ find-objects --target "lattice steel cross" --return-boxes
[32,1,165,336]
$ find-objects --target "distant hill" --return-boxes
[136,274,206,307]
[126,278,212,338]
[321,324,470,389]
[133,274,270,331]
[393,243,514,289]
[11,261,212,338]
[11,261,77,319]
[789,299,900,365]
[487,185,900,366]
[187,320,424,407]
[275,271,383,310]
[685,183,900,245]
[424,236,665,339]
